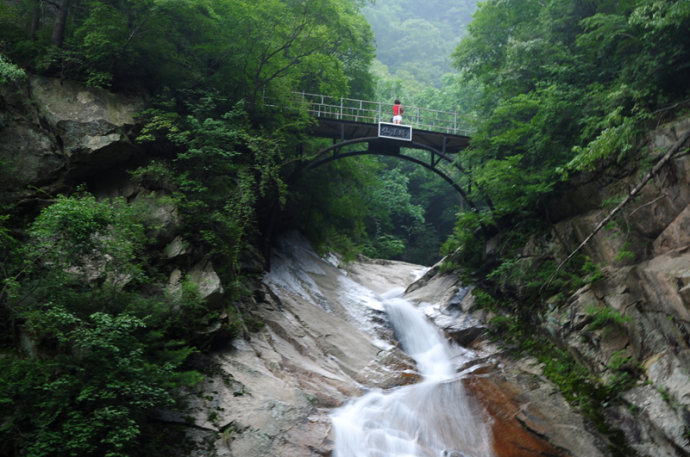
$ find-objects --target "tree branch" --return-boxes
[543,129,690,291]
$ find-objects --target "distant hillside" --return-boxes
[363,0,477,87]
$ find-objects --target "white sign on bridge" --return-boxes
[378,122,412,141]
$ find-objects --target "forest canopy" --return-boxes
[0,0,376,99]
[442,0,690,274]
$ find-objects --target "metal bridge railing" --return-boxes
[265,92,476,136]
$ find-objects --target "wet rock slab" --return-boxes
[184,240,426,457]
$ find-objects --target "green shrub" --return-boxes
[586,304,631,336]
[1,192,204,456]
[0,53,25,84]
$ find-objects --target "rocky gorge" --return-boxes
[2,76,690,456]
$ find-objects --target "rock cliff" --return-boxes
[449,116,690,457]
[543,117,690,457]
[1,76,143,202]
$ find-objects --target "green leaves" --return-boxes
[473,155,547,217]
[2,305,191,457]
[0,53,25,84]
[368,168,425,231]
[0,191,211,456]
[566,109,639,174]
[27,193,146,287]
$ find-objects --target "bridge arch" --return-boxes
[291,135,476,210]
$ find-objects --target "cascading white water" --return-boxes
[331,289,495,457]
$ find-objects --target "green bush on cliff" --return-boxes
[134,97,285,279]
[0,53,25,84]
[586,304,632,336]
[605,349,641,395]
[0,192,205,457]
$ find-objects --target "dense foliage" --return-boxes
[443,0,690,278]
[288,154,452,264]
[0,193,205,456]
[0,0,376,98]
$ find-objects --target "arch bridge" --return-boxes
[282,93,475,204]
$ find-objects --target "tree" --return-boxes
[442,0,690,273]
[50,0,70,47]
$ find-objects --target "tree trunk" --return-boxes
[29,0,41,40]
[50,0,70,47]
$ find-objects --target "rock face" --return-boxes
[491,116,690,457]
[186,234,616,457]
[0,76,143,200]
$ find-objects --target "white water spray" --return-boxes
[331,290,495,457]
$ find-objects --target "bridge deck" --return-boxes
[265,92,473,153]
[310,118,471,154]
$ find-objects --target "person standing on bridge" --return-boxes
[392,99,404,124]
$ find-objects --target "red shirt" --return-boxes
[393,104,402,115]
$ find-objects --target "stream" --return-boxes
[331,288,495,457]
[261,232,495,456]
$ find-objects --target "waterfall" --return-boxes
[331,289,495,457]
[262,232,494,456]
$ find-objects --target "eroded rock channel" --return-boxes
[185,232,609,457]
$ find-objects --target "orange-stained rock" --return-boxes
[464,374,567,457]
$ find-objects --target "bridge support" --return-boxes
[289,135,477,211]
[368,139,400,155]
